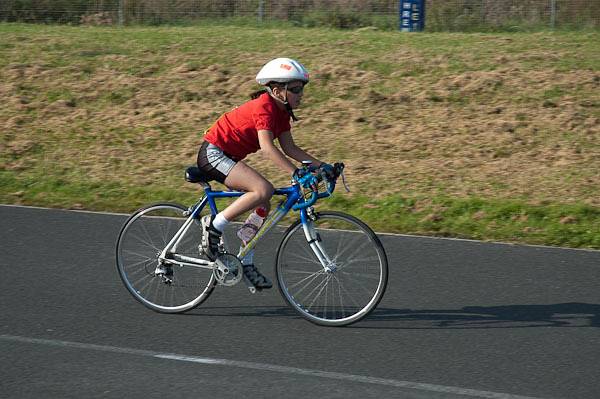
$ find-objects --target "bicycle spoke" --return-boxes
[117,203,216,313]
[334,237,373,266]
[276,212,387,326]
[122,256,154,270]
[289,276,321,306]
[336,276,346,319]
[339,269,381,280]
[124,265,152,281]
[283,269,321,275]
[134,272,157,296]
[336,269,378,293]
[125,231,162,254]
[139,220,162,252]
[323,276,329,319]
[332,274,364,309]
[284,256,319,265]
[157,218,171,248]
[286,267,325,289]
[298,274,327,310]
[338,256,381,270]
[294,275,326,304]
[304,275,332,314]
[126,258,155,276]
[286,245,319,264]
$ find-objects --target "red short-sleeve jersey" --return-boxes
[204,92,291,160]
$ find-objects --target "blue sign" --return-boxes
[399,0,425,32]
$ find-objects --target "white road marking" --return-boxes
[1,334,542,399]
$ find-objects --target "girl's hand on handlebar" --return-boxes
[292,168,319,191]
[318,162,344,182]
[319,163,335,180]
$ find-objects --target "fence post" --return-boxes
[550,0,556,29]
[118,0,124,26]
[258,0,264,23]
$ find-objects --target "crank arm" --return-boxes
[243,274,257,294]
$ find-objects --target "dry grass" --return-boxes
[1,24,599,247]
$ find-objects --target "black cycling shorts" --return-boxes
[196,141,237,184]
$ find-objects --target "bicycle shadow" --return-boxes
[356,302,600,330]
[186,305,300,319]
[186,302,600,329]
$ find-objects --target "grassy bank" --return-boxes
[1,23,599,248]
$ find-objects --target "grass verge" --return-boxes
[1,23,599,249]
[2,171,599,249]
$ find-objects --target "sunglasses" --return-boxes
[286,85,304,94]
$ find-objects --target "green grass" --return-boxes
[1,23,599,249]
[3,169,597,249]
[321,195,600,249]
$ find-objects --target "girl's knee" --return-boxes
[255,182,274,202]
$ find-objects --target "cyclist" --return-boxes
[197,57,331,290]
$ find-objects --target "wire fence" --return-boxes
[1,0,599,31]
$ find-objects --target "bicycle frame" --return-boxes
[116,160,388,325]
[157,182,337,292]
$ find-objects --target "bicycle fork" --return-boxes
[301,216,337,273]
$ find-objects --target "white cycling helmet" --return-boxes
[256,58,310,86]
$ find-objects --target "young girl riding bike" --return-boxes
[196,58,334,290]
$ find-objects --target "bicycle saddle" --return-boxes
[185,166,211,184]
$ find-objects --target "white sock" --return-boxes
[212,213,229,232]
[240,248,254,265]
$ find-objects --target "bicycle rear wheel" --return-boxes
[116,203,216,313]
[276,211,388,326]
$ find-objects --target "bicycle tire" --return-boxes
[275,211,388,326]
[116,203,216,313]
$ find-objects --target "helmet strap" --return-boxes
[285,102,299,122]
[283,83,299,122]
[266,84,299,122]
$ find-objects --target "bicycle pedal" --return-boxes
[243,277,258,294]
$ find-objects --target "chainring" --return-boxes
[213,253,243,286]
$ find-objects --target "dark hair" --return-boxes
[249,89,268,99]
[250,81,291,99]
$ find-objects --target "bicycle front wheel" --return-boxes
[116,203,216,313]
[276,211,388,326]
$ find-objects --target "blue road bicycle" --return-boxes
[116,162,388,326]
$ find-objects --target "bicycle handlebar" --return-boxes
[292,162,345,211]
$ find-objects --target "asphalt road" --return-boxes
[1,205,599,399]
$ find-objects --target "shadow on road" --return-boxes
[357,302,600,329]
[186,302,600,329]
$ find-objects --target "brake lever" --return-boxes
[340,170,350,193]
[319,170,332,195]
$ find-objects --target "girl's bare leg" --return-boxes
[221,161,273,221]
